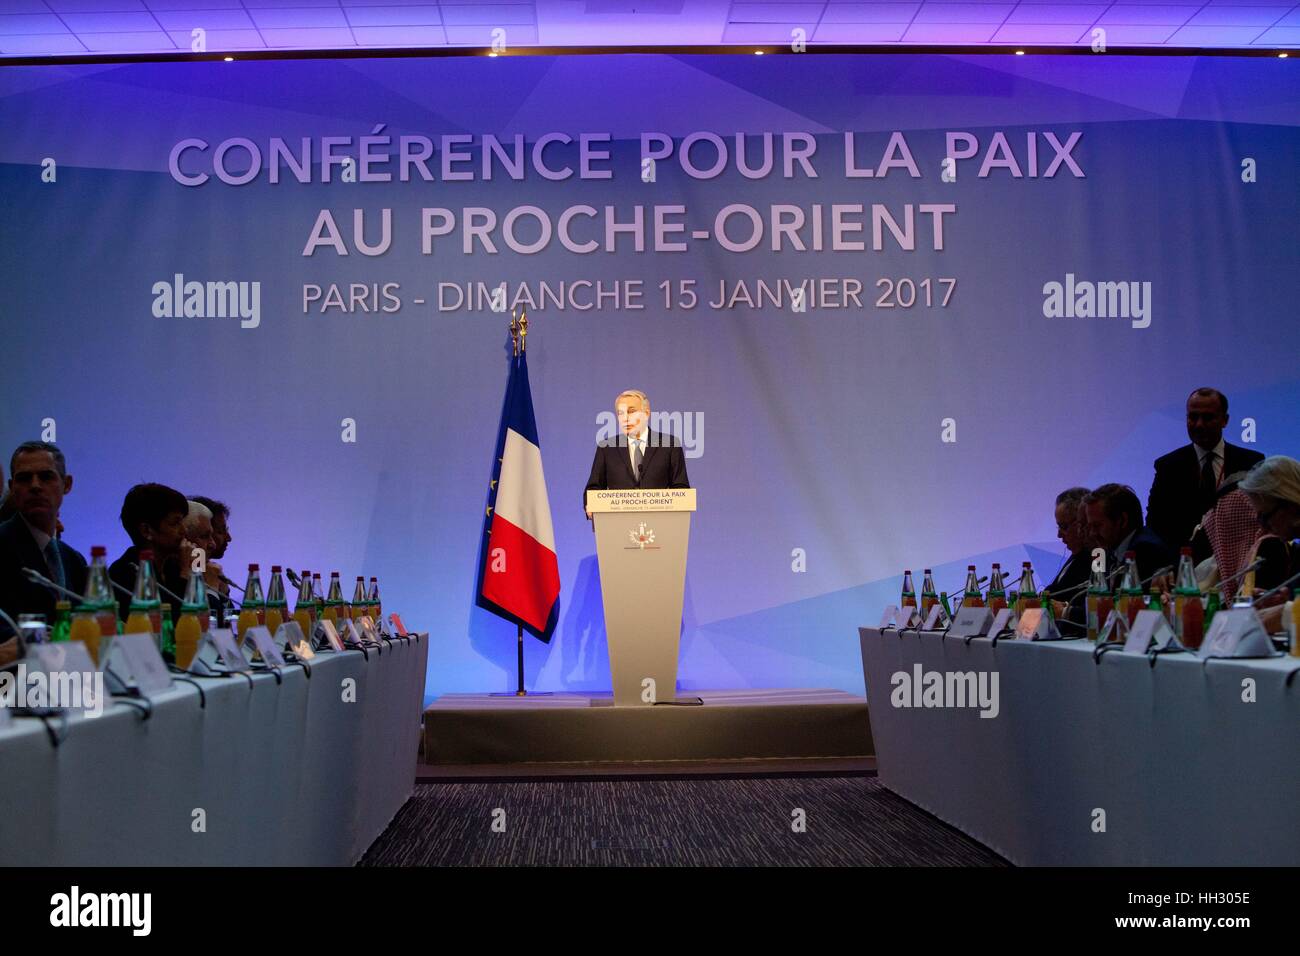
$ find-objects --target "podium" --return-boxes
[587,487,696,706]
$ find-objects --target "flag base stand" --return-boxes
[489,623,553,697]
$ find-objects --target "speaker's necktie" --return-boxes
[631,439,643,480]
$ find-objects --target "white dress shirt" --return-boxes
[1194,438,1226,486]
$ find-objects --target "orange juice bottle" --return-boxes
[987,563,1008,613]
[292,569,316,642]
[264,565,289,638]
[125,549,162,639]
[235,563,265,637]
[69,608,101,662]
[351,575,368,623]
[368,577,382,625]
[323,571,346,626]
[175,570,209,670]
[72,546,118,664]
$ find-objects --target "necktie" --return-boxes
[631,439,643,480]
[1199,451,1217,511]
[44,539,66,589]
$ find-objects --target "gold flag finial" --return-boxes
[509,308,519,357]
[518,308,528,353]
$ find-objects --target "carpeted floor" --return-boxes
[359,774,1008,866]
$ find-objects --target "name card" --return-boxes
[988,609,1014,637]
[242,626,286,667]
[357,615,381,643]
[949,606,992,639]
[1199,608,1274,659]
[922,604,946,631]
[878,605,899,629]
[1097,609,1128,644]
[314,619,345,652]
[24,642,106,716]
[107,632,172,694]
[276,622,315,660]
[1015,608,1060,641]
[342,619,367,646]
[1124,610,1176,654]
[208,627,251,671]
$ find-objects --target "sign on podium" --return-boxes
[587,488,696,706]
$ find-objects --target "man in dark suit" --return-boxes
[1147,387,1263,556]
[1045,487,1093,595]
[1085,483,1175,585]
[584,389,690,516]
[0,442,89,642]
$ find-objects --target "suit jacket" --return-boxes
[1044,551,1091,598]
[1112,525,1177,587]
[1147,442,1264,553]
[584,430,690,510]
[0,515,88,636]
[110,546,185,622]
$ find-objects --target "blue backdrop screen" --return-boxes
[1,53,1297,701]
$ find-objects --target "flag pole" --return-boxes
[494,308,547,698]
[514,309,527,697]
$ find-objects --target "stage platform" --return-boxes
[422,688,872,765]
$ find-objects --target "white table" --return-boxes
[859,626,1300,866]
[0,634,427,866]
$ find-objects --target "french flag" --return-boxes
[477,351,561,639]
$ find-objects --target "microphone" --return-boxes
[1217,557,1265,592]
[1243,564,1300,605]
[286,569,305,590]
[21,567,87,605]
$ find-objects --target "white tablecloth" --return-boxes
[858,627,1300,866]
[0,635,427,866]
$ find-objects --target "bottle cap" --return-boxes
[370,576,377,582]
[139,549,154,561]
[968,564,976,570]
[301,569,310,576]
[271,565,282,572]
[357,575,364,581]
[1125,551,1136,559]
[91,546,106,557]
[249,563,259,570]
[923,568,932,574]
[1180,546,1192,555]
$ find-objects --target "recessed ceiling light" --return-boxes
[1015,50,1025,56]
[755,50,764,55]
[223,56,233,61]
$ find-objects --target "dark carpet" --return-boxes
[359,775,1008,866]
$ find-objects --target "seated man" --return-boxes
[1045,487,1093,628]
[110,483,189,621]
[1085,483,1176,585]
[0,442,88,649]
[183,499,230,624]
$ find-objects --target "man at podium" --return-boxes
[584,389,690,517]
